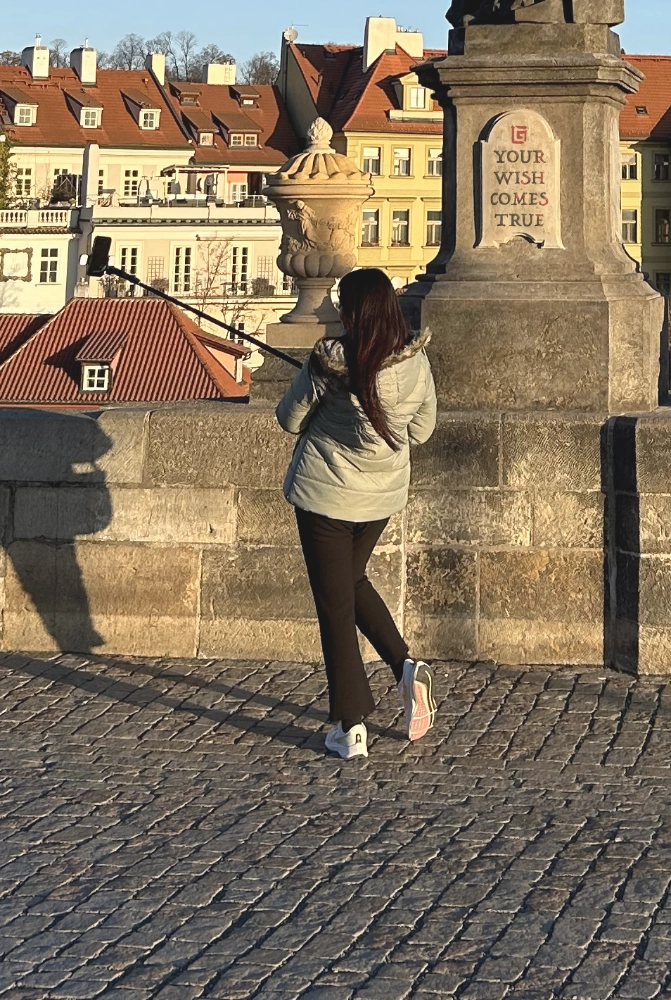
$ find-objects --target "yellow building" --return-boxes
[620,55,671,295]
[279,17,445,288]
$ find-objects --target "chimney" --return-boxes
[71,41,97,86]
[363,17,397,73]
[21,35,50,79]
[203,62,236,85]
[146,52,166,87]
[396,25,424,60]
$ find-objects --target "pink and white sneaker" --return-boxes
[398,659,436,741]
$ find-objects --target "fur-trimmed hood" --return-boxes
[312,327,432,382]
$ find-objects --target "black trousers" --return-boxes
[295,507,409,724]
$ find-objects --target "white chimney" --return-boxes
[363,17,424,73]
[363,17,397,73]
[396,26,424,60]
[146,52,166,87]
[203,62,236,85]
[71,42,97,86]
[21,35,50,79]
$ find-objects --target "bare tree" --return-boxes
[146,31,179,79]
[49,39,69,68]
[198,44,235,68]
[194,237,261,336]
[96,51,111,69]
[0,50,21,66]
[175,31,200,82]
[239,51,280,85]
[109,33,147,71]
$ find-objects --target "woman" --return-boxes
[276,268,437,760]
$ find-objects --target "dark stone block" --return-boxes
[411,413,500,488]
[406,548,477,617]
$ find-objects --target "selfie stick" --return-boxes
[85,236,303,370]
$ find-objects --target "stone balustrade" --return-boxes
[0,402,668,675]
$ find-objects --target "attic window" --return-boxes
[180,95,199,106]
[82,364,111,392]
[324,49,336,59]
[241,98,255,106]
[244,134,257,147]
[16,105,35,126]
[636,106,649,115]
[200,132,214,146]
[141,110,160,130]
[81,108,101,128]
[230,134,244,146]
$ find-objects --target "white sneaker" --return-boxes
[398,659,436,741]
[325,721,368,759]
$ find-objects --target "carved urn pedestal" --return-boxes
[264,119,374,349]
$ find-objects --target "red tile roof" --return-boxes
[621,56,671,141]
[165,81,299,167]
[0,67,190,149]
[0,314,49,365]
[288,42,446,135]
[0,298,250,405]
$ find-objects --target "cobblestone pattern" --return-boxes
[1,653,671,999]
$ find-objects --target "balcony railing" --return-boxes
[0,208,77,228]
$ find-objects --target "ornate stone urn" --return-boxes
[263,118,374,346]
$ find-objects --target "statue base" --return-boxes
[266,321,341,350]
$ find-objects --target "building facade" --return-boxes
[0,40,300,351]
[279,17,446,289]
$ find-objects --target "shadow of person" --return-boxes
[0,409,113,654]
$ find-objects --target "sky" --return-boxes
[1,0,668,65]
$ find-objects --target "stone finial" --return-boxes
[306,118,335,153]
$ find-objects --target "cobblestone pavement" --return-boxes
[1,653,671,1000]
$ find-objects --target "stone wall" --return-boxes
[0,402,668,674]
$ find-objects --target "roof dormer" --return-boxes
[122,90,162,130]
[76,330,127,394]
[230,84,260,108]
[171,83,201,107]
[388,72,443,123]
[0,87,38,126]
[66,90,103,129]
[183,109,216,146]
[213,110,262,148]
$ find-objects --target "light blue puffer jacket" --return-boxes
[276,329,437,521]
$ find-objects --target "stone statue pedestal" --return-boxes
[404,19,664,413]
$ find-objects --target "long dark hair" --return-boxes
[337,268,410,450]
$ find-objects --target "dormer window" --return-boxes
[82,108,101,128]
[82,365,111,392]
[16,105,35,126]
[199,132,214,146]
[141,110,159,130]
[408,86,427,110]
[230,134,243,147]
[244,134,257,147]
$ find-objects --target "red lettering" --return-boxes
[539,193,549,207]
[520,172,531,186]
[534,151,547,164]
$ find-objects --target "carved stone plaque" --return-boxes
[477,110,563,249]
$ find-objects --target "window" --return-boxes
[97,169,105,196]
[123,169,140,198]
[362,147,381,175]
[244,134,258,146]
[230,134,244,147]
[426,210,442,246]
[52,169,79,202]
[230,183,248,204]
[428,149,443,177]
[656,209,671,244]
[621,209,638,244]
[234,322,246,345]
[16,106,33,126]
[362,209,380,246]
[173,246,192,293]
[231,246,250,293]
[392,210,410,246]
[82,109,100,128]
[82,365,111,392]
[15,167,32,197]
[655,153,670,181]
[199,132,214,146]
[621,153,638,181]
[409,86,427,110]
[140,110,158,130]
[393,147,411,176]
[119,247,139,276]
[656,273,671,297]
[147,257,165,283]
[636,106,649,116]
[39,248,59,283]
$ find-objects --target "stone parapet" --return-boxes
[0,403,666,674]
